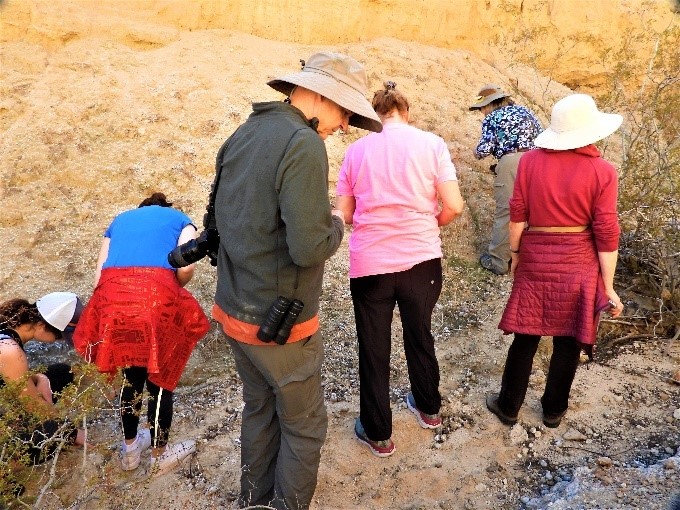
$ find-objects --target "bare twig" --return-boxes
[34,438,65,507]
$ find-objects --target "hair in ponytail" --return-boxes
[372,81,410,117]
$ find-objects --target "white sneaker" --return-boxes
[120,428,152,471]
[149,440,196,478]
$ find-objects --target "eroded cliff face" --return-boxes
[1,0,677,91]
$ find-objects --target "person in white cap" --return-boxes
[469,84,542,275]
[0,293,86,467]
[210,52,381,510]
[486,93,625,429]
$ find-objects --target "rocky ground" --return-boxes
[21,233,680,509]
[2,2,680,508]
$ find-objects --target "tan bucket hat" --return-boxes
[534,94,623,150]
[267,52,382,133]
[469,84,510,110]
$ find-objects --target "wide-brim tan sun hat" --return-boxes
[469,84,510,110]
[267,52,382,133]
[534,93,623,150]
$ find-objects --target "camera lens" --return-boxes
[168,239,203,268]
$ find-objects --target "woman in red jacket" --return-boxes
[486,94,624,428]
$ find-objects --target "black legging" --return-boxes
[120,366,173,448]
[498,334,582,417]
[21,363,77,464]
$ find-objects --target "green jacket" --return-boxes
[214,101,344,327]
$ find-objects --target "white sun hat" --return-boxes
[267,51,383,133]
[36,292,80,331]
[534,94,623,150]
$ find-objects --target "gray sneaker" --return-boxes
[121,428,152,471]
[149,440,196,477]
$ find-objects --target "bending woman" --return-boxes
[336,82,464,457]
[0,293,86,465]
[487,94,624,428]
[74,192,210,476]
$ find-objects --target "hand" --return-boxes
[510,252,519,276]
[606,290,624,318]
[331,209,346,225]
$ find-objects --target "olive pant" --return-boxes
[226,331,327,510]
[487,152,523,274]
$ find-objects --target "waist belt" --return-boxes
[501,148,531,157]
[527,225,589,233]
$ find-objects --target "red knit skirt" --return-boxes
[498,231,611,353]
[73,267,210,391]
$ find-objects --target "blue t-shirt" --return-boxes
[102,205,195,270]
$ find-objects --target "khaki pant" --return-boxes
[226,331,327,510]
[487,152,523,273]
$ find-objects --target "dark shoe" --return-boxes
[486,393,518,425]
[543,410,567,428]
[406,392,442,429]
[354,418,395,458]
[479,254,509,276]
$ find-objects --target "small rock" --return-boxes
[673,408,680,420]
[509,424,529,445]
[672,369,680,384]
[563,427,587,441]
[597,456,613,468]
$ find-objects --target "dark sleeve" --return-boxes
[474,114,496,159]
[277,130,344,267]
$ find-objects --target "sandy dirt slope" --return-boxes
[1,2,679,509]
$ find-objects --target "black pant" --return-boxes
[121,366,173,447]
[351,258,442,441]
[498,334,581,417]
[22,363,77,464]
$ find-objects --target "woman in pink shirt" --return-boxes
[486,94,625,429]
[336,82,464,457]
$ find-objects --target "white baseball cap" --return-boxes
[36,292,81,331]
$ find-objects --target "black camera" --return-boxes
[168,228,220,268]
[257,296,305,345]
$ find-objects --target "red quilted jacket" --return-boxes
[499,231,611,354]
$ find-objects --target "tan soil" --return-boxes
[1,2,679,509]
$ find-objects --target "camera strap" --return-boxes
[203,136,232,230]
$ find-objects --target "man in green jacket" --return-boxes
[212,52,382,510]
